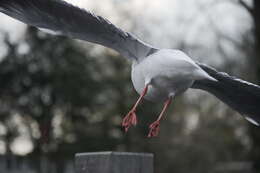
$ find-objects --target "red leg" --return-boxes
[122,85,149,132]
[148,97,172,137]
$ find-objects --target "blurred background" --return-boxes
[0,0,259,172]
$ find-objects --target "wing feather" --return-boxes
[0,0,156,60]
[192,63,260,125]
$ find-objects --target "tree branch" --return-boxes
[238,0,254,15]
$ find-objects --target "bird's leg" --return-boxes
[122,85,149,132]
[148,97,172,137]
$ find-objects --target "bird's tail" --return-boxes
[192,63,260,126]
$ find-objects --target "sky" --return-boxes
[0,0,253,155]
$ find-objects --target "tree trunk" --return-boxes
[250,0,260,171]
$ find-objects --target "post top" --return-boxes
[75,151,153,158]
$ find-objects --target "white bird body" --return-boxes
[131,49,215,102]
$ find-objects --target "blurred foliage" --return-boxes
[0,25,253,173]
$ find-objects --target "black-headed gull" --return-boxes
[0,0,259,137]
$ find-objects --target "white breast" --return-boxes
[131,49,215,102]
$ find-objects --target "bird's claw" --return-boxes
[148,121,160,137]
[122,110,138,132]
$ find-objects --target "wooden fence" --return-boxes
[0,152,254,173]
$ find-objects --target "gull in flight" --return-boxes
[0,0,259,137]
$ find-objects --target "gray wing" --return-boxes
[0,0,157,60]
[192,63,260,126]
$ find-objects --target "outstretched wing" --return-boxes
[0,0,156,60]
[192,63,260,126]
